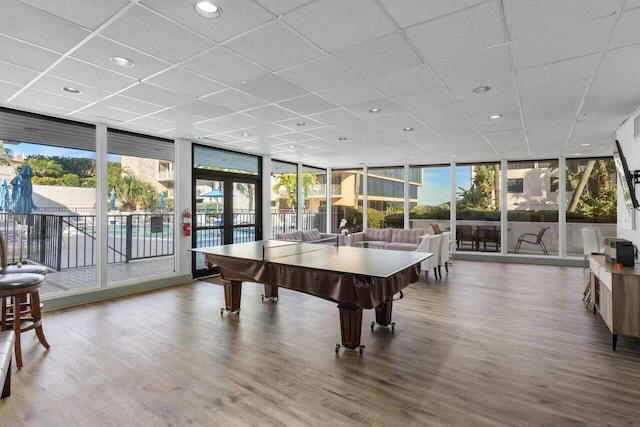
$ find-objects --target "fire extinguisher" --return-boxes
[182,209,192,237]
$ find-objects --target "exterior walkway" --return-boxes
[42,256,176,296]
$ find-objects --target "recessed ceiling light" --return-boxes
[473,86,491,93]
[580,143,591,147]
[109,56,134,67]
[450,154,457,157]
[403,127,414,132]
[240,132,250,137]
[195,1,222,18]
[369,108,381,113]
[296,122,306,127]
[288,144,295,149]
[62,87,81,94]
[489,114,502,120]
[338,137,347,141]
[574,152,582,156]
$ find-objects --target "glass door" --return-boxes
[193,174,261,277]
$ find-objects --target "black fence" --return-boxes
[1,212,174,270]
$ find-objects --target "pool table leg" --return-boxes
[220,279,242,314]
[371,299,395,332]
[261,284,279,302]
[336,304,364,353]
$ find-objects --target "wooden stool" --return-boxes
[0,273,49,368]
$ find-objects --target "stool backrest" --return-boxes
[0,230,7,268]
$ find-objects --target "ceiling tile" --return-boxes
[282,0,396,52]
[244,104,297,122]
[277,94,336,116]
[236,74,306,102]
[503,0,620,40]
[334,32,423,79]
[392,86,455,113]
[608,9,640,49]
[0,35,62,72]
[195,113,257,133]
[406,1,505,61]
[446,73,516,102]
[225,21,322,71]
[431,45,512,85]
[175,100,232,120]
[49,58,138,92]
[275,116,324,131]
[125,115,174,131]
[146,67,226,98]
[11,87,90,111]
[278,56,360,92]
[253,0,312,15]
[517,54,600,89]
[307,108,360,125]
[318,81,383,107]
[200,88,268,112]
[101,4,214,63]
[1,1,90,53]
[0,62,39,86]
[182,47,269,86]
[510,18,612,70]
[74,104,141,122]
[120,83,193,107]
[29,75,111,103]
[380,0,486,28]
[141,0,274,43]
[368,64,441,97]
[100,95,165,115]
[18,0,130,30]
[71,35,172,80]
[0,81,21,100]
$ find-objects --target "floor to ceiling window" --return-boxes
[0,108,97,296]
[106,129,175,285]
[331,168,363,233]
[455,162,502,253]
[565,157,617,256]
[367,167,406,229]
[270,160,297,237]
[506,160,559,256]
[409,165,450,234]
[301,164,327,232]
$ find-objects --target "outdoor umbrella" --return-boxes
[10,164,37,261]
[158,192,165,210]
[0,179,8,212]
[110,188,116,210]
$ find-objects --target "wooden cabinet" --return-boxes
[589,255,640,351]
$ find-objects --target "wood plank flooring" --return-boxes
[1,261,640,426]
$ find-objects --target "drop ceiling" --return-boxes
[1,0,640,167]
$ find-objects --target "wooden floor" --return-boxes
[2,261,640,426]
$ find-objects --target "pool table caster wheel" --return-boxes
[221,308,240,315]
[370,321,375,330]
[359,346,364,355]
[261,295,278,303]
[371,321,396,332]
[335,343,365,355]
[335,343,340,354]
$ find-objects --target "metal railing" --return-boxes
[1,212,174,270]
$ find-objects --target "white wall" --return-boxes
[615,110,640,245]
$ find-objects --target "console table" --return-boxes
[589,255,640,351]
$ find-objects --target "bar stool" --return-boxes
[0,273,49,368]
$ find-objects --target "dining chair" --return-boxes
[437,231,451,279]
[455,225,476,251]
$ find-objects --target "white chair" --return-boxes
[437,231,451,279]
[581,228,602,271]
[416,234,442,283]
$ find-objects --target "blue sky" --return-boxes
[417,166,472,206]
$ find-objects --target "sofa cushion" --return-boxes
[274,230,302,241]
[385,242,420,251]
[300,229,322,242]
[391,228,425,244]
[363,228,393,242]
